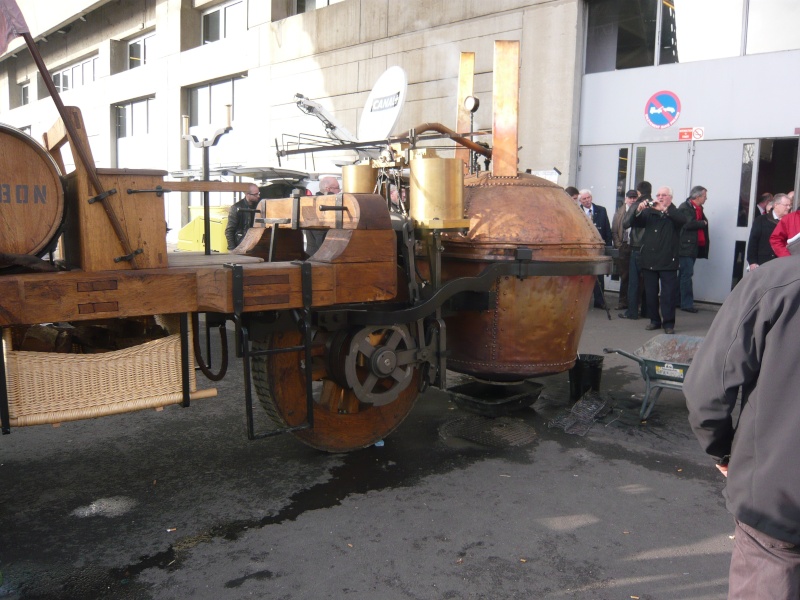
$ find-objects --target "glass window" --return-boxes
[72,65,82,88]
[225,1,245,37]
[661,0,743,64]
[634,146,646,188]
[616,148,629,208]
[202,10,220,44]
[746,0,800,55]
[21,84,29,106]
[586,0,657,74]
[131,100,148,136]
[188,78,239,128]
[129,40,142,69]
[116,104,129,139]
[736,142,755,227]
[203,1,242,44]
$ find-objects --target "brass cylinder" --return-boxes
[342,164,378,194]
[409,157,464,224]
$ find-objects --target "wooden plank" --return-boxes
[312,230,396,264]
[195,262,336,313]
[232,227,304,262]
[333,262,398,304]
[168,253,263,268]
[492,41,520,178]
[62,170,169,272]
[261,193,391,230]
[2,271,199,326]
[164,181,252,193]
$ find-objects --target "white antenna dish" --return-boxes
[358,66,407,142]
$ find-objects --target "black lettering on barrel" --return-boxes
[0,184,9,203]
[34,185,46,204]
[16,184,28,204]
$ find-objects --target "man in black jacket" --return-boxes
[677,185,709,313]
[685,255,800,598]
[225,183,261,250]
[619,181,652,320]
[747,193,792,270]
[630,185,688,334]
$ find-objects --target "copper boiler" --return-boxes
[437,173,608,381]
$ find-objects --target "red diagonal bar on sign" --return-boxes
[649,96,676,125]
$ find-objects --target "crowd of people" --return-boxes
[574,181,797,335]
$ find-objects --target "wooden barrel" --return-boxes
[0,124,64,257]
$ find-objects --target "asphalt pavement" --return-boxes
[0,296,732,600]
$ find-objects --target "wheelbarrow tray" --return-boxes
[604,334,704,419]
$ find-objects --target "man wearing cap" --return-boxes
[611,190,639,310]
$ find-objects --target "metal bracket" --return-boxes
[226,263,245,319]
[126,186,172,197]
[319,193,347,229]
[87,188,117,204]
[179,313,191,407]
[113,247,144,263]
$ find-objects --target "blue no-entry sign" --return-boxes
[644,90,681,129]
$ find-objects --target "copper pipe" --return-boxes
[400,123,492,160]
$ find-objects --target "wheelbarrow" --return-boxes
[603,334,704,419]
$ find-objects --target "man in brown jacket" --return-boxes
[611,190,638,310]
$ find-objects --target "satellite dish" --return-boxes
[358,66,407,142]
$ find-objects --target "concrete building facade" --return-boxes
[2,0,799,304]
[0,0,584,243]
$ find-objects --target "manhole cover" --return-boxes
[439,415,537,448]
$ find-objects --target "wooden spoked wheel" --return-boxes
[251,328,419,452]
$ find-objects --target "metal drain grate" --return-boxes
[439,415,537,448]
[548,391,612,436]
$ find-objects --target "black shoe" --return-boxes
[680,307,699,313]
[594,303,605,309]
[618,313,638,320]
[645,322,661,331]
[664,327,675,334]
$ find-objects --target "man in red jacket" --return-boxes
[769,206,800,257]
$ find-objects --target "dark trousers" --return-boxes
[678,256,696,309]
[729,519,800,599]
[642,269,677,328]
[616,243,631,307]
[626,249,647,318]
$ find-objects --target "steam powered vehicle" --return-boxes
[0,41,610,452]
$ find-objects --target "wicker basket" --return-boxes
[1,320,214,427]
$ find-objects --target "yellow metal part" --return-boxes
[176,205,230,253]
[342,164,378,194]
[409,157,465,224]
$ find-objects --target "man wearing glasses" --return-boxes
[630,186,688,334]
[225,183,261,250]
[747,193,792,270]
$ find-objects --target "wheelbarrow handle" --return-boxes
[603,347,646,366]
